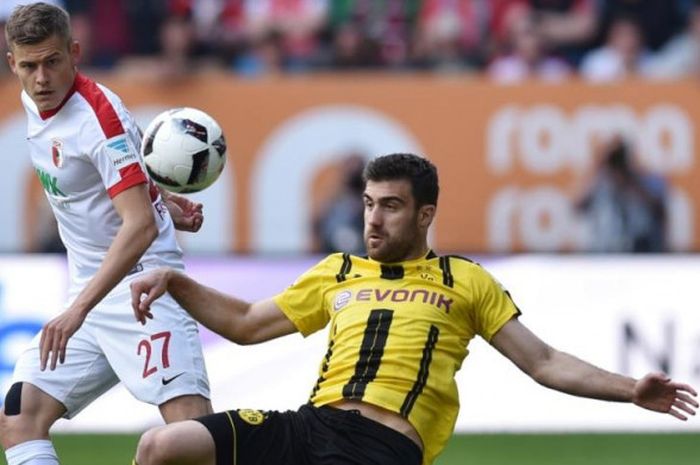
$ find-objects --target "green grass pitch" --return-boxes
[1,433,697,465]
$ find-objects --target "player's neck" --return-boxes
[389,242,430,264]
[404,245,430,262]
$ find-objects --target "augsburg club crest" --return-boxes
[51,138,64,168]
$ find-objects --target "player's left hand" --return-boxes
[39,307,86,371]
[164,192,203,232]
[632,372,698,420]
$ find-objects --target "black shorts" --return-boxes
[195,404,423,465]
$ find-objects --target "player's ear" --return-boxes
[6,50,16,74]
[418,204,436,229]
[69,39,81,65]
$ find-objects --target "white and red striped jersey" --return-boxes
[22,73,182,297]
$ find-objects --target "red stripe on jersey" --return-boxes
[107,163,147,198]
[74,73,125,138]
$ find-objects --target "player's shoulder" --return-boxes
[427,252,478,269]
[317,252,345,265]
[73,73,131,138]
[74,73,121,105]
[318,251,359,271]
[428,252,494,283]
[311,252,371,282]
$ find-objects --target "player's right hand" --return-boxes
[39,307,86,371]
[130,268,170,324]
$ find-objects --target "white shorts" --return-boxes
[11,274,210,418]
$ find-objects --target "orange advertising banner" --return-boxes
[0,74,697,253]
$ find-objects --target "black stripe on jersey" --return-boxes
[426,250,437,259]
[400,325,439,418]
[310,329,336,402]
[439,256,454,288]
[336,253,352,283]
[380,265,404,280]
[342,309,393,400]
[446,254,474,263]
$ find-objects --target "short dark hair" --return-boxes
[5,2,71,49]
[363,153,439,207]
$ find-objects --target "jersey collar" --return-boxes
[368,249,436,266]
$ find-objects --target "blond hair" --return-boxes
[5,2,71,50]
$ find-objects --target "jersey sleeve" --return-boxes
[273,255,338,337]
[89,133,148,198]
[472,266,521,341]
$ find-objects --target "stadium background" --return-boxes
[1,0,699,464]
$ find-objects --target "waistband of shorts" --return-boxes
[68,260,184,302]
[311,404,423,461]
[123,259,184,279]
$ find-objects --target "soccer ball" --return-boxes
[141,107,227,193]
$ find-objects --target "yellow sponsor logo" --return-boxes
[237,409,265,425]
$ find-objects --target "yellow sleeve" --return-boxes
[272,254,340,337]
[472,266,521,341]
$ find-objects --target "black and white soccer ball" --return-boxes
[141,107,227,193]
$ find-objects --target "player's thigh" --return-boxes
[0,383,66,448]
[93,289,210,407]
[196,409,302,465]
[9,326,119,420]
[137,420,215,465]
[159,394,213,423]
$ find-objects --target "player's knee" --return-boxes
[0,410,9,448]
[0,383,52,449]
[0,411,41,449]
[136,427,177,465]
[1,383,25,448]
[0,410,30,449]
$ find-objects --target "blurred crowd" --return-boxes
[313,137,671,255]
[2,1,682,255]
[1,0,699,82]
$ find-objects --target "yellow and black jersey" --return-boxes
[273,250,521,465]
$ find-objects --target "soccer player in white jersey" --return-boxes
[0,3,213,465]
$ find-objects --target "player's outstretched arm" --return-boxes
[130,268,298,344]
[39,184,159,371]
[159,187,204,232]
[490,318,698,420]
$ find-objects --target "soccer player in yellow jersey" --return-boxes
[129,153,698,465]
